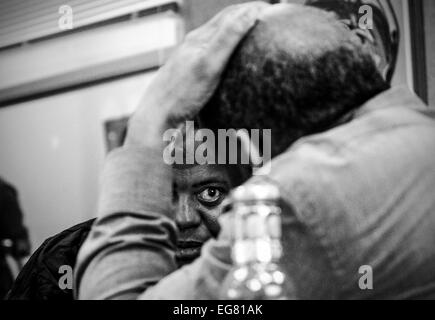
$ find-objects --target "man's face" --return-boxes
[172,163,235,266]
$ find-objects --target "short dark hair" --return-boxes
[200,6,390,157]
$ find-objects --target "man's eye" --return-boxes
[197,188,223,205]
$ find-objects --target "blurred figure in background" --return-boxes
[0,177,31,299]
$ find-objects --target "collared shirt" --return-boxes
[75,86,435,299]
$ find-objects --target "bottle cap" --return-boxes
[231,181,280,203]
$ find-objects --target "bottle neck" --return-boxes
[231,202,282,266]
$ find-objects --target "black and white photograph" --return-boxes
[0,0,434,309]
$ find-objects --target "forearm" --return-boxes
[138,238,232,300]
[74,146,178,299]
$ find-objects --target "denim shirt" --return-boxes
[75,87,435,299]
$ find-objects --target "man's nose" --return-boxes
[175,195,201,230]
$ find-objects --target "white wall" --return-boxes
[0,72,154,251]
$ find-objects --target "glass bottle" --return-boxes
[220,181,296,300]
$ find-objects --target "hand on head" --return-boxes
[125,2,270,148]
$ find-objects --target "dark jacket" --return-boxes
[6,219,95,300]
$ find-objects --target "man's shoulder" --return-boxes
[266,86,435,219]
[281,88,432,163]
[305,87,434,153]
[33,219,96,268]
[262,88,435,299]
[43,219,96,248]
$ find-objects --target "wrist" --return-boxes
[125,94,188,149]
[124,118,167,150]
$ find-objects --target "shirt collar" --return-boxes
[356,85,427,117]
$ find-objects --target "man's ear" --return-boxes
[340,18,375,47]
[351,27,383,70]
[353,27,375,45]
